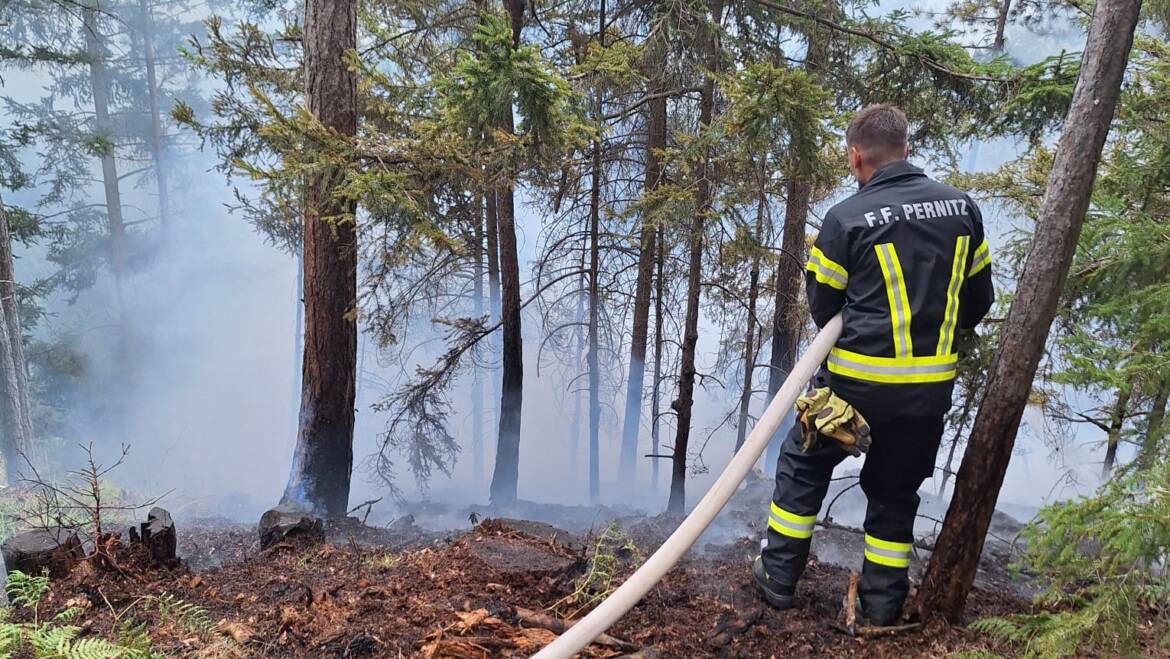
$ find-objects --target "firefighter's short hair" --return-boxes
[846,104,908,164]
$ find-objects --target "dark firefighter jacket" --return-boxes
[806,160,995,418]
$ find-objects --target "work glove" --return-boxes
[795,387,872,457]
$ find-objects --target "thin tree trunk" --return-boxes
[1101,382,1132,477]
[735,180,766,452]
[651,224,665,493]
[586,0,606,504]
[83,5,131,364]
[618,36,667,486]
[485,183,501,446]
[570,266,585,487]
[667,0,722,515]
[1140,378,1168,469]
[993,0,1012,51]
[489,0,525,505]
[280,0,358,518]
[0,194,32,482]
[138,0,169,230]
[916,0,1142,621]
[472,194,485,481]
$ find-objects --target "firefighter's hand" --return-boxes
[795,387,871,457]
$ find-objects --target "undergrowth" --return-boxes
[1,569,153,658]
[971,458,1170,657]
[552,522,639,619]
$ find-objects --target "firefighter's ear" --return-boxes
[848,145,864,173]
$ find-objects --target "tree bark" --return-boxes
[489,0,526,505]
[993,0,1012,51]
[668,0,722,515]
[915,0,1142,621]
[0,195,32,482]
[83,5,131,365]
[618,39,666,486]
[280,0,358,518]
[1101,382,1132,477]
[138,0,170,230]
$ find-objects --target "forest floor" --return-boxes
[6,471,1104,658]
[29,515,1034,658]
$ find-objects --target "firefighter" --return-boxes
[752,104,995,626]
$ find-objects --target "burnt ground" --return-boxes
[14,472,1155,657]
[17,512,1034,659]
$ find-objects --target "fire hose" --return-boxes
[533,313,843,658]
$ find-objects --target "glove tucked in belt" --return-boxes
[795,387,871,457]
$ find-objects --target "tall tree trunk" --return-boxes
[586,0,606,504]
[0,195,32,482]
[489,0,525,505]
[651,225,665,493]
[280,0,358,518]
[618,35,667,486]
[472,194,486,481]
[1140,377,1168,469]
[764,178,810,469]
[915,0,1141,621]
[667,0,722,515]
[485,183,501,447]
[735,179,766,452]
[138,0,169,230]
[993,0,1012,51]
[83,5,131,364]
[1102,382,1132,477]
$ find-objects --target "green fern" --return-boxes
[0,570,157,658]
[150,592,213,636]
[7,570,51,610]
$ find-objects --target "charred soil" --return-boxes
[8,515,1047,658]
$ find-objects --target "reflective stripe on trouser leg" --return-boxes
[769,502,815,539]
[863,534,912,568]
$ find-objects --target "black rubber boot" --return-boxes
[752,556,797,610]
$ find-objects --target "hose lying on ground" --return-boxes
[533,313,844,658]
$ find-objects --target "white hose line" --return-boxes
[533,313,843,658]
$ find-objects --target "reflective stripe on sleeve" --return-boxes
[768,502,816,540]
[864,534,912,569]
[874,243,913,359]
[937,235,971,355]
[807,246,848,291]
[826,347,957,385]
[969,239,991,276]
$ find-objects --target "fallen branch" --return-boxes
[515,607,636,651]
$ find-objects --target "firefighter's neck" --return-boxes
[849,145,908,189]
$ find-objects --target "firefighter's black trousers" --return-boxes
[760,408,943,624]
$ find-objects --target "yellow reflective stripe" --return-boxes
[865,548,911,568]
[969,239,991,276]
[936,235,971,355]
[807,246,848,291]
[865,534,912,552]
[771,502,816,525]
[768,502,815,540]
[865,534,912,568]
[874,244,912,359]
[827,347,957,384]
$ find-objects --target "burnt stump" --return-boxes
[2,528,84,578]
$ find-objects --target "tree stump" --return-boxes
[258,503,324,549]
[129,507,177,566]
[1,528,83,577]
